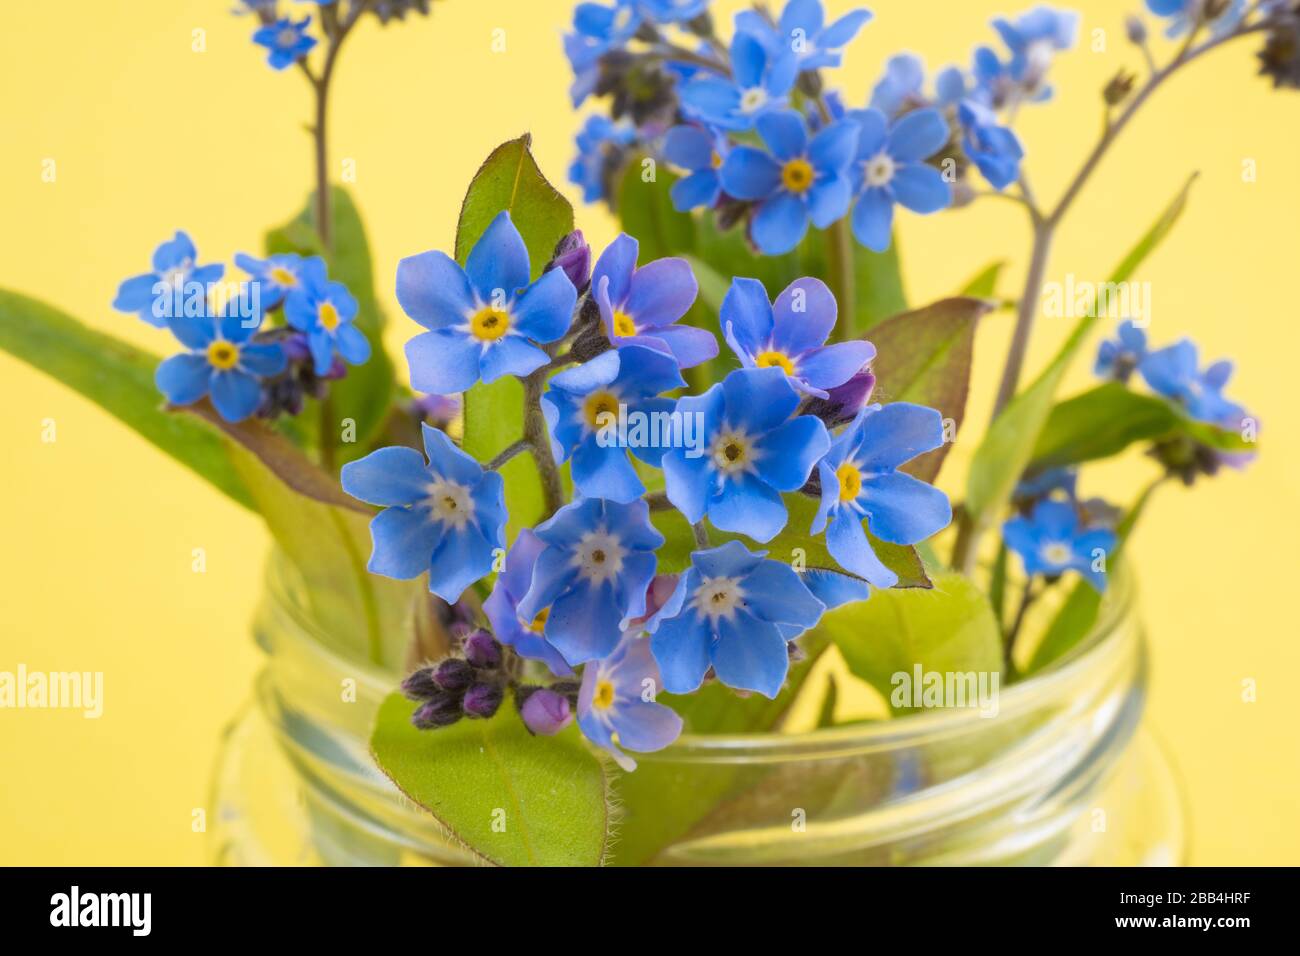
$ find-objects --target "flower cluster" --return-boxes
[240,0,436,71]
[563,0,1086,253]
[112,232,369,423]
[343,214,952,768]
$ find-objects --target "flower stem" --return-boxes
[522,367,564,519]
[487,438,530,472]
[825,216,856,341]
[1003,578,1042,673]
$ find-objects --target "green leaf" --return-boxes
[867,297,993,482]
[852,236,907,333]
[266,187,396,464]
[370,694,610,866]
[1026,482,1155,673]
[815,572,1003,714]
[959,261,1005,298]
[963,173,1198,541]
[0,289,252,509]
[651,493,930,589]
[227,440,414,665]
[456,135,575,535]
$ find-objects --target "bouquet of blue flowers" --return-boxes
[0,0,1288,866]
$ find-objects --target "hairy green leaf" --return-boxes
[371,694,610,866]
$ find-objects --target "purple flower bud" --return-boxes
[281,331,313,364]
[432,658,475,692]
[805,367,876,427]
[413,393,461,423]
[462,683,504,719]
[400,667,440,701]
[1125,15,1147,46]
[520,688,573,736]
[462,630,502,669]
[546,230,591,292]
[412,694,461,730]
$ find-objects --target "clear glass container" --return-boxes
[208,551,1185,866]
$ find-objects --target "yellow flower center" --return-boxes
[781,158,815,193]
[318,301,340,332]
[712,432,752,472]
[710,150,723,170]
[584,390,620,430]
[270,266,297,287]
[470,306,511,341]
[592,679,616,711]
[836,462,862,502]
[527,607,549,633]
[612,309,637,338]
[754,350,794,375]
[206,340,240,371]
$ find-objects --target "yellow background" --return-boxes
[1,0,1296,865]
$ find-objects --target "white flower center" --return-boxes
[1041,542,1072,566]
[739,87,768,113]
[426,479,474,530]
[864,152,896,187]
[573,529,627,586]
[277,27,299,48]
[711,429,758,475]
[693,575,745,622]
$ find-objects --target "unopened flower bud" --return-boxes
[546,230,592,292]
[1104,69,1137,107]
[804,367,876,427]
[462,683,504,719]
[519,688,573,736]
[432,658,475,692]
[1125,15,1147,46]
[412,694,461,730]
[463,630,502,669]
[400,667,440,701]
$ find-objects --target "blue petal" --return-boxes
[859,471,952,545]
[336,324,371,365]
[818,9,872,47]
[239,342,288,377]
[670,170,722,211]
[1031,499,1079,540]
[756,109,808,161]
[887,108,950,161]
[464,211,530,303]
[663,448,712,524]
[166,312,216,350]
[740,560,825,627]
[719,145,783,200]
[649,610,712,694]
[591,233,639,307]
[850,107,889,160]
[751,192,809,255]
[546,580,624,664]
[552,348,621,394]
[624,257,698,329]
[891,163,952,213]
[807,173,853,229]
[405,329,482,394]
[855,402,946,470]
[663,125,715,170]
[513,268,577,344]
[613,344,685,396]
[711,613,789,698]
[754,415,829,491]
[731,30,767,88]
[155,353,211,406]
[209,369,262,422]
[852,188,894,252]
[826,509,898,588]
[341,446,431,507]
[771,277,837,354]
[797,340,876,392]
[572,440,644,502]
[612,697,683,753]
[720,277,775,358]
[113,273,162,317]
[641,324,718,369]
[802,568,870,609]
[722,365,801,432]
[427,521,497,602]
[421,422,485,486]
[396,251,475,330]
[692,540,767,579]
[481,335,549,382]
[808,120,859,172]
[709,472,787,542]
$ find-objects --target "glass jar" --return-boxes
[208,551,1185,866]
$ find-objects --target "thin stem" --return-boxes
[644,491,672,511]
[988,21,1269,417]
[319,393,337,472]
[487,439,530,472]
[825,217,856,340]
[692,522,711,549]
[522,368,564,518]
[1003,579,1041,672]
